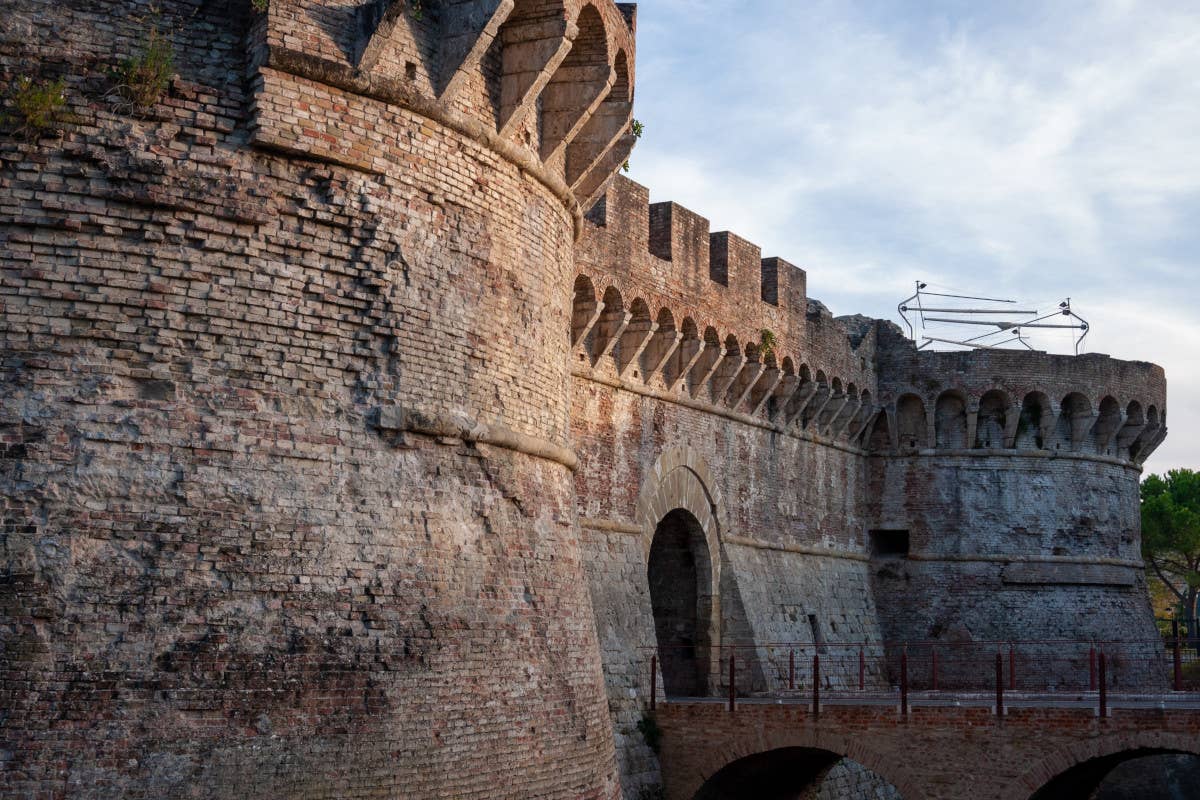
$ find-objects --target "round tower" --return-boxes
[1,0,635,796]
[868,325,1168,689]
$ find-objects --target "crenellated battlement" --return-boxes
[867,324,1168,465]
[249,0,637,226]
[575,176,877,449]
[575,176,1168,468]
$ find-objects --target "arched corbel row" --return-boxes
[870,386,1165,465]
[265,0,637,229]
[566,285,1161,468]
[566,275,881,447]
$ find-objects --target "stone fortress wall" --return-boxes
[0,1,1170,799]
[570,175,1167,796]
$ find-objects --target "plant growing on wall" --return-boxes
[759,328,777,360]
[622,118,644,172]
[1142,469,1200,619]
[2,76,72,137]
[112,26,175,112]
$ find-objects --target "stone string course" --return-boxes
[0,1,1173,799]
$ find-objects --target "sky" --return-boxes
[625,0,1200,474]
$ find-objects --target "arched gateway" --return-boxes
[638,446,725,697]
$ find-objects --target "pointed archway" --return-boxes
[637,445,726,697]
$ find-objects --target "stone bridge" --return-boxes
[655,696,1200,800]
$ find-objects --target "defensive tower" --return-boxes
[2,0,635,797]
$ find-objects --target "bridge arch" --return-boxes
[682,733,917,800]
[1007,733,1200,800]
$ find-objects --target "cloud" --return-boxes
[627,0,1200,470]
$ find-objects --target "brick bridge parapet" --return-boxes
[655,698,1200,800]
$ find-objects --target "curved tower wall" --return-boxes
[868,325,1168,687]
[1,0,635,797]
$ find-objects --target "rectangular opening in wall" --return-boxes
[869,529,910,558]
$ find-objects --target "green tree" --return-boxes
[1142,469,1200,619]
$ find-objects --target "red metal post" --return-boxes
[812,653,821,719]
[1089,646,1097,691]
[930,645,938,691]
[900,647,908,717]
[728,652,736,712]
[858,647,865,691]
[789,649,795,691]
[995,651,1004,718]
[1098,652,1108,719]
[649,654,657,711]
[1008,644,1016,691]
[1175,629,1184,692]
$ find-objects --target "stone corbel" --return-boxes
[498,14,578,138]
[726,362,765,410]
[1002,402,1022,449]
[592,308,631,366]
[641,330,683,384]
[783,381,817,427]
[746,368,783,417]
[764,373,798,422]
[438,0,517,101]
[831,397,862,439]
[687,345,727,400]
[571,302,602,348]
[666,338,705,393]
[617,321,658,378]
[709,351,747,405]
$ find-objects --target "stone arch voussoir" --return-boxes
[636,445,725,611]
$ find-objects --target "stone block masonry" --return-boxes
[0,1,1172,798]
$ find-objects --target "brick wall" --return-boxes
[0,0,633,796]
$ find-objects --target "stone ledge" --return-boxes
[1001,562,1138,587]
[723,535,870,562]
[375,404,577,470]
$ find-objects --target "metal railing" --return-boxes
[642,635,1200,717]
